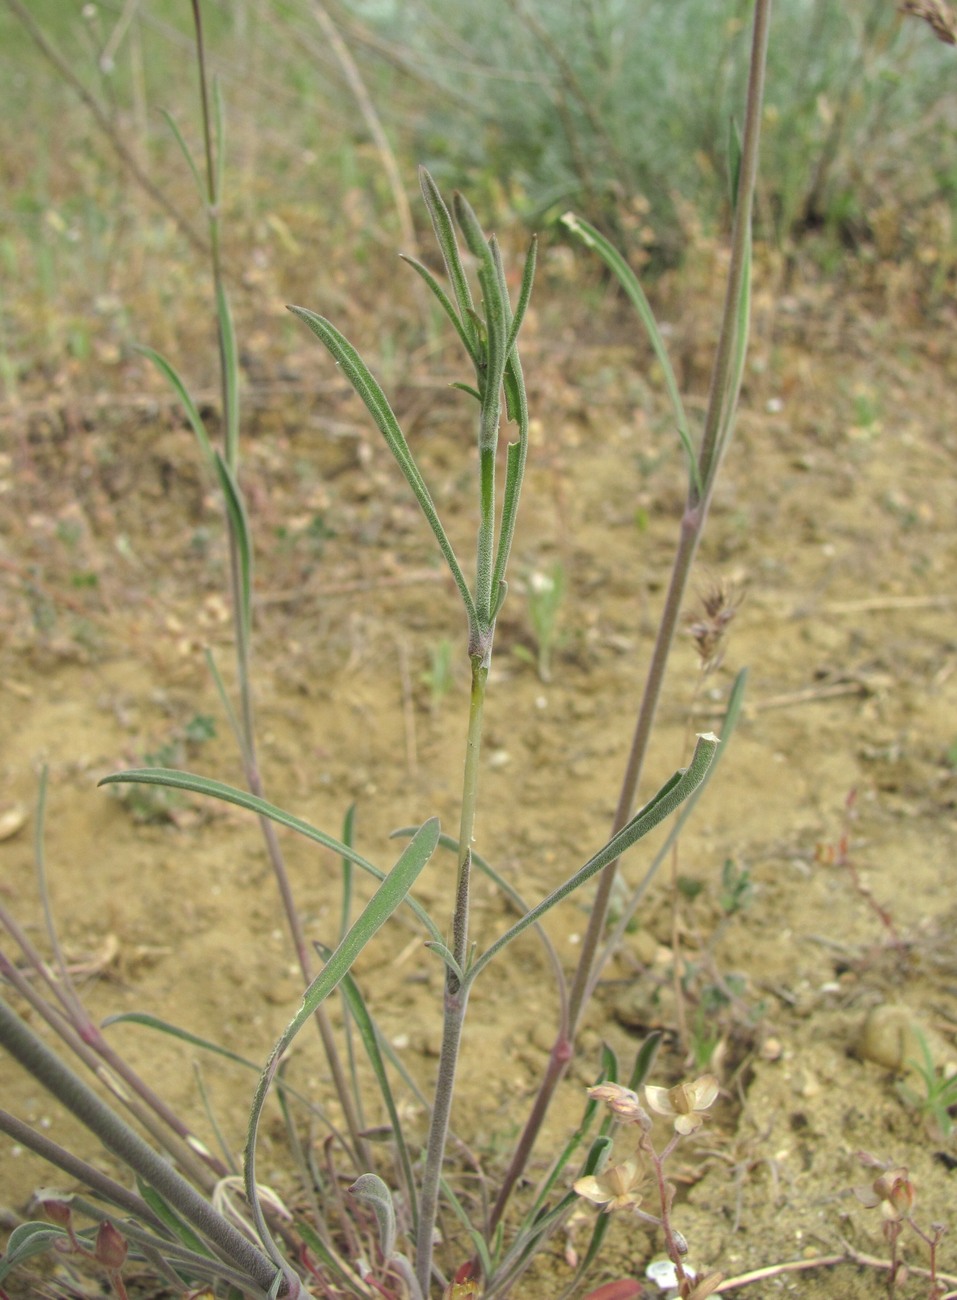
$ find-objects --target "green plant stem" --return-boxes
[186,3,370,1177]
[191,0,235,468]
[416,660,488,1293]
[489,0,772,1233]
[453,662,488,967]
[0,995,290,1297]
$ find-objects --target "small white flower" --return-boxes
[574,1157,646,1213]
[644,1074,719,1135]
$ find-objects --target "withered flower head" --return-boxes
[687,579,741,673]
[854,1167,916,1221]
[645,1074,719,1135]
[587,1082,652,1128]
[900,0,957,46]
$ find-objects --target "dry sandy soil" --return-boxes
[1,247,956,1298]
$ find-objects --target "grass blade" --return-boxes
[97,769,445,944]
[243,818,440,1268]
[136,345,216,473]
[289,305,478,631]
[419,166,475,332]
[560,212,699,498]
[471,733,719,980]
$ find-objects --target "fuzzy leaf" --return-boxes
[350,1173,396,1261]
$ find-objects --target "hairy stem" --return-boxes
[0,996,288,1295]
[0,1107,165,1225]
[416,660,488,1291]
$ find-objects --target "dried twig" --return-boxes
[3,0,207,255]
[715,1244,957,1292]
[900,0,957,44]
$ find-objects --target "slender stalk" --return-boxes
[3,0,207,255]
[308,0,416,251]
[490,0,773,1232]
[186,3,370,1175]
[415,983,470,1295]
[566,516,699,1033]
[0,1107,165,1225]
[453,663,489,968]
[0,938,218,1190]
[416,661,488,1293]
[577,0,771,1008]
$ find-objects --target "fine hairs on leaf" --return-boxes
[0,4,782,1298]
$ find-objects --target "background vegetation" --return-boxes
[3,0,957,406]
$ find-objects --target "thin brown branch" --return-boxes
[308,1,417,252]
[3,0,207,256]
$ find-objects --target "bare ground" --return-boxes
[1,251,956,1298]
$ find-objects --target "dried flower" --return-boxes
[94,1220,128,1271]
[854,1167,916,1221]
[645,1075,719,1135]
[587,1082,652,1128]
[687,580,740,673]
[574,1157,647,1213]
[442,1259,481,1299]
[37,1196,73,1228]
[900,0,957,46]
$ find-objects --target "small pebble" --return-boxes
[0,804,27,842]
[855,1005,927,1073]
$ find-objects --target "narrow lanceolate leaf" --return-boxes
[560,212,700,500]
[424,941,465,987]
[399,253,480,368]
[216,279,240,471]
[288,309,413,469]
[727,115,744,212]
[490,413,527,605]
[160,109,204,200]
[243,819,440,1265]
[288,306,478,632]
[0,1223,72,1281]
[349,1174,396,1261]
[211,77,226,208]
[471,734,720,979]
[97,769,445,944]
[489,236,514,340]
[136,346,216,472]
[452,189,491,263]
[504,236,538,358]
[213,451,251,643]
[418,167,475,336]
[101,1012,262,1071]
[136,1182,212,1258]
[450,381,483,403]
[628,1031,662,1092]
